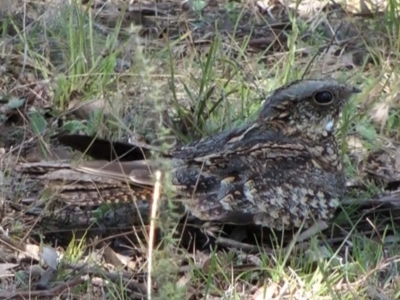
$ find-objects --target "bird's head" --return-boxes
[258,79,361,140]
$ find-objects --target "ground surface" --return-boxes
[1,0,400,299]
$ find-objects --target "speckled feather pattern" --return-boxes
[157,79,359,229]
[31,79,360,231]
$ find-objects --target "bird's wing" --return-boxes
[173,122,310,167]
[71,121,312,204]
[73,123,311,190]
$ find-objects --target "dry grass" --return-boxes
[1,0,400,299]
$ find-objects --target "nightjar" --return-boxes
[28,79,361,239]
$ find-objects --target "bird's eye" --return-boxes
[314,91,333,105]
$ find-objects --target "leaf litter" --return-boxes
[0,0,400,299]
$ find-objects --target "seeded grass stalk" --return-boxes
[2,0,400,298]
[147,171,162,299]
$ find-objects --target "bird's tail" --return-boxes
[73,159,168,187]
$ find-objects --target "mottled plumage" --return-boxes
[63,79,361,234]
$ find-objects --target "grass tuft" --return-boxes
[1,0,400,299]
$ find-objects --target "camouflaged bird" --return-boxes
[41,79,361,239]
